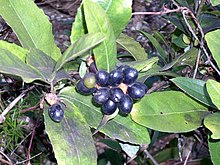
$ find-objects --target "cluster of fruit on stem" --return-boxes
[76,64,148,115]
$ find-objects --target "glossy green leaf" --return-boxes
[0,41,27,61]
[117,33,148,60]
[84,0,117,72]
[55,33,105,72]
[92,0,132,37]
[44,102,97,165]
[208,138,220,165]
[131,91,208,133]
[205,29,220,69]
[0,0,61,61]
[210,0,220,6]
[0,48,44,83]
[26,48,55,83]
[139,31,167,63]
[171,77,214,107]
[204,113,220,139]
[206,79,220,109]
[59,87,150,145]
[70,5,87,44]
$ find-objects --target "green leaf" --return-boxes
[205,29,220,69]
[171,77,214,107]
[84,0,117,72]
[131,91,208,133]
[26,48,55,82]
[204,113,220,139]
[0,48,44,83]
[70,5,87,44]
[117,33,148,60]
[199,14,220,33]
[139,31,167,63]
[0,41,27,61]
[206,79,220,109]
[59,87,150,145]
[210,0,220,6]
[55,33,105,72]
[208,138,220,165]
[92,0,132,38]
[44,102,97,165]
[0,0,61,61]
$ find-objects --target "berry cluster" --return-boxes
[76,65,147,115]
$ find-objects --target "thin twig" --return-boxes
[0,151,13,165]
[183,149,191,165]
[16,152,42,165]
[0,157,13,165]
[0,86,35,123]
[21,103,40,113]
[143,149,159,165]
[193,48,201,78]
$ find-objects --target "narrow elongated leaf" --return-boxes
[117,33,148,60]
[26,48,55,82]
[204,113,220,139]
[208,138,220,165]
[205,29,220,69]
[0,48,44,83]
[84,0,117,72]
[0,0,61,61]
[139,31,167,63]
[206,79,220,109]
[55,33,105,72]
[44,102,97,165]
[0,41,27,61]
[59,87,150,145]
[92,0,132,37]
[171,77,214,107]
[131,91,208,133]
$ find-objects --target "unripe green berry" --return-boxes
[83,73,96,89]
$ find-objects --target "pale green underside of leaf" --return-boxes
[131,91,208,133]
[44,103,97,165]
[208,138,220,165]
[117,33,148,60]
[206,79,220,110]
[0,40,27,62]
[59,87,150,145]
[210,0,220,6]
[0,48,45,83]
[0,0,61,61]
[205,29,220,69]
[171,77,214,107]
[84,0,117,72]
[204,113,220,139]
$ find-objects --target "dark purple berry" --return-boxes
[134,82,148,93]
[48,104,64,122]
[123,67,138,84]
[117,65,130,72]
[96,70,109,86]
[102,99,117,115]
[108,69,124,86]
[93,87,110,104]
[109,87,124,102]
[127,82,147,100]
[89,62,98,74]
[119,95,133,114]
[76,79,96,95]
[83,73,96,89]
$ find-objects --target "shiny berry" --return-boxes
[117,65,130,72]
[108,69,124,86]
[123,67,138,84]
[76,79,96,95]
[89,62,98,74]
[83,73,96,89]
[127,82,147,100]
[93,87,110,105]
[119,95,133,114]
[96,70,109,86]
[102,99,117,115]
[48,104,64,122]
[109,87,124,102]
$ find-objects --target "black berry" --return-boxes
[96,70,109,86]
[48,104,64,122]
[123,67,138,84]
[93,87,110,105]
[109,87,124,102]
[102,99,117,115]
[127,82,147,100]
[118,94,133,114]
[117,65,130,72]
[108,69,124,86]
[89,62,98,74]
